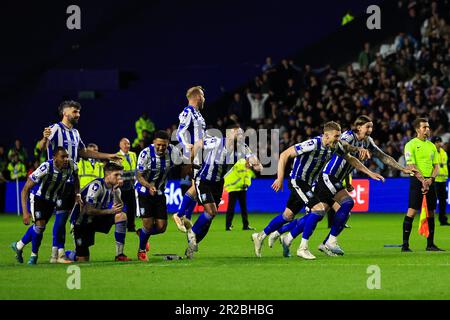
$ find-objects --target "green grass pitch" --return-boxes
[0,212,449,300]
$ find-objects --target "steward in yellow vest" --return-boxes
[432,136,449,225]
[224,158,256,231]
[77,144,104,189]
[117,138,138,231]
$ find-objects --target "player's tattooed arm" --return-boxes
[344,154,385,182]
[84,203,118,216]
[372,148,412,173]
[79,148,121,162]
[340,141,371,160]
[136,171,154,191]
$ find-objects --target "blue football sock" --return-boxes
[302,212,324,240]
[21,225,35,245]
[139,227,151,251]
[53,211,69,249]
[185,200,197,220]
[65,250,77,261]
[289,216,307,238]
[278,219,298,234]
[196,220,213,243]
[330,199,354,237]
[115,221,127,245]
[177,193,195,218]
[31,225,45,255]
[191,212,213,237]
[263,213,290,235]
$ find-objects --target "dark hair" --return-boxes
[353,115,372,131]
[104,162,124,174]
[412,117,428,129]
[58,100,81,117]
[431,136,442,143]
[153,130,170,140]
[53,147,68,157]
[323,121,341,132]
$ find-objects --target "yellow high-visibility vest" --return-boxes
[436,148,449,183]
[116,151,137,190]
[78,158,104,189]
[224,159,255,193]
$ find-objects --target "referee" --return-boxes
[402,118,444,252]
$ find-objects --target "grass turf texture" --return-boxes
[0,213,449,300]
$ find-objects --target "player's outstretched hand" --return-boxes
[358,148,371,161]
[271,179,283,192]
[108,154,122,162]
[369,172,385,182]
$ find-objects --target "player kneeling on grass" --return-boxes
[67,162,132,262]
[185,125,263,259]
[11,147,80,265]
[135,130,183,261]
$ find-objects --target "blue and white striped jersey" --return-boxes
[135,144,182,195]
[196,137,253,182]
[289,136,346,185]
[71,178,118,226]
[47,122,85,162]
[323,130,380,181]
[176,106,206,146]
[30,159,78,202]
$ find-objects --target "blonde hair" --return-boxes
[323,121,341,132]
[186,86,204,99]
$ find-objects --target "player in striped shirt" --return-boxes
[252,121,384,260]
[135,130,183,261]
[268,116,422,257]
[185,124,263,259]
[172,86,207,233]
[11,147,79,264]
[38,100,121,263]
[67,162,131,262]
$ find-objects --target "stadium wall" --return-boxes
[5,178,449,214]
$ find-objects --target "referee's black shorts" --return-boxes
[408,176,437,211]
[286,179,321,214]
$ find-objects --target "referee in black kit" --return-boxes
[402,118,444,252]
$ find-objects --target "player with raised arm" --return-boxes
[172,86,207,233]
[135,130,183,261]
[11,147,79,264]
[251,121,384,259]
[38,100,121,263]
[67,162,131,262]
[185,125,263,259]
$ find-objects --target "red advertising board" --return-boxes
[348,179,370,212]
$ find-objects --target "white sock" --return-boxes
[259,231,267,240]
[51,246,58,258]
[116,242,124,256]
[16,240,25,251]
[300,238,309,249]
[327,235,337,245]
[273,231,280,237]
[31,252,37,257]
[58,248,66,258]
[284,233,294,245]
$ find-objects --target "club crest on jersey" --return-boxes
[56,199,62,207]
[201,194,207,202]
[306,191,314,198]
[34,211,42,219]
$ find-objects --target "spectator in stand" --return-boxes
[262,56,276,73]
[358,42,375,70]
[247,90,269,122]
[132,113,155,148]
[8,139,28,163]
[228,93,245,121]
